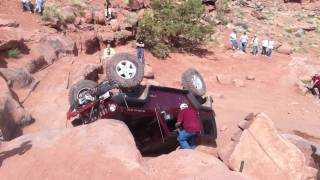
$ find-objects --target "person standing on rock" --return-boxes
[175,103,201,149]
[230,30,238,50]
[261,37,269,56]
[136,36,145,64]
[267,40,274,57]
[101,43,116,62]
[252,34,259,56]
[104,0,112,25]
[35,0,45,15]
[21,0,32,12]
[240,32,249,53]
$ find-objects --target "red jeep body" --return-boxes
[67,85,217,155]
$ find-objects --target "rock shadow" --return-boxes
[0,140,32,167]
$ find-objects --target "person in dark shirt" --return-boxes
[136,37,145,64]
[309,74,320,98]
[175,103,201,149]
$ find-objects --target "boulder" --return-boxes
[82,31,99,54]
[251,10,267,20]
[0,76,32,141]
[216,74,232,85]
[36,35,78,64]
[0,120,147,179]
[127,0,145,11]
[276,43,293,55]
[219,113,314,180]
[93,11,105,25]
[0,19,19,28]
[113,30,133,45]
[110,19,121,32]
[0,28,24,51]
[144,64,154,79]
[148,150,252,180]
[84,10,93,24]
[282,133,320,168]
[0,68,34,89]
[73,64,103,83]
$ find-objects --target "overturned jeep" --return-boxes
[67,53,217,154]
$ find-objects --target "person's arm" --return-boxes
[175,111,183,128]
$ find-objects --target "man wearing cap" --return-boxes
[175,103,201,149]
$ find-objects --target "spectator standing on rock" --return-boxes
[104,0,112,25]
[35,0,45,15]
[101,43,116,62]
[240,32,249,53]
[267,40,274,57]
[21,0,32,12]
[252,34,259,56]
[261,38,269,56]
[230,30,238,50]
[175,103,201,149]
[136,37,145,64]
[306,74,320,99]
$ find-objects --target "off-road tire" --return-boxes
[68,80,98,106]
[181,68,206,96]
[106,53,144,88]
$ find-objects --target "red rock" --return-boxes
[224,113,310,180]
[0,67,34,89]
[144,64,154,79]
[238,120,251,130]
[232,78,245,87]
[0,76,32,140]
[231,129,243,142]
[276,43,293,55]
[244,113,256,121]
[216,74,232,85]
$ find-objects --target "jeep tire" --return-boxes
[106,53,144,88]
[181,68,206,96]
[68,80,98,106]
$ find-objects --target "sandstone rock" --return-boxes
[216,74,232,85]
[232,78,245,87]
[230,129,243,142]
[0,28,24,51]
[25,56,48,74]
[110,19,120,32]
[93,11,105,25]
[73,64,103,83]
[0,68,34,89]
[195,145,218,156]
[144,64,154,79]
[238,120,252,130]
[0,19,19,28]
[84,10,93,24]
[82,31,99,54]
[220,113,311,180]
[282,133,320,168]
[0,77,32,141]
[301,25,316,32]
[0,120,146,179]
[97,31,115,42]
[36,35,78,64]
[146,79,160,86]
[114,30,133,45]
[148,150,252,180]
[276,43,293,55]
[61,6,76,24]
[127,0,145,11]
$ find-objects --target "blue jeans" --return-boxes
[137,48,144,64]
[241,42,247,53]
[253,46,258,55]
[35,0,44,14]
[267,49,272,57]
[177,130,197,149]
[230,40,238,50]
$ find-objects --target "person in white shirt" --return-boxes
[240,32,249,53]
[261,38,269,56]
[252,34,259,56]
[230,30,238,50]
[21,0,32,12]
[267,40,274,57]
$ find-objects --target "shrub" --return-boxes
[71,0,86,8]
[137,0,211,58]
[42,5,63,22]
[7,48,20,58]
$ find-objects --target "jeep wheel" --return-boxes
[181,68,206,96]
[106,53,144,88]
[68,80,98,106]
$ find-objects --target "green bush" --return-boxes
[137,0,211,58]
[42,5,63,22]
[71,0,86,8]
[7,48,20,58]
